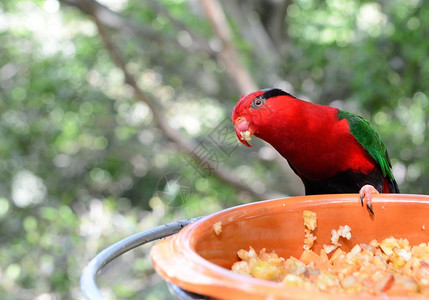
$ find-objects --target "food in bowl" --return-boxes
[231,210,429,296]
[213,221,222,235]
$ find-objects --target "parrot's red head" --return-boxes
[232,88,296,147]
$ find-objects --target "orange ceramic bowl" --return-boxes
[151,194,429,299]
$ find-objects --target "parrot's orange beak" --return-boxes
[234,116,254,147]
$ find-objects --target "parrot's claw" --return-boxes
[359,184,378,214]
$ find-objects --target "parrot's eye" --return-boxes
[251,97,265,109]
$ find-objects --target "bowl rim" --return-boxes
[151,193,429,300]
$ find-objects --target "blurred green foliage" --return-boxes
[0,0,428,299]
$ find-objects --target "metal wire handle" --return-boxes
[80,217,203,300]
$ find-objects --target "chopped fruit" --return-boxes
[213,221,222,235]
[231,210,429,296]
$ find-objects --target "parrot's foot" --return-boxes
[359,185,379,214]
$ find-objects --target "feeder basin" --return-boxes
[151,194,429,299]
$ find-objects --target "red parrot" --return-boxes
[232,88,399,213]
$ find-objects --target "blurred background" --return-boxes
[1,0,428,298]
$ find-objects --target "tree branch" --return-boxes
[201,0,258,94]
[257,0,291,55]
[202,0,302,195]
[220,0,292,86]
[221,0,281,63]
[64,0,267,200]
[59,0,214,54]
[146,0,214,54]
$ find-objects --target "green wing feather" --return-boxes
[337,110,394,180]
